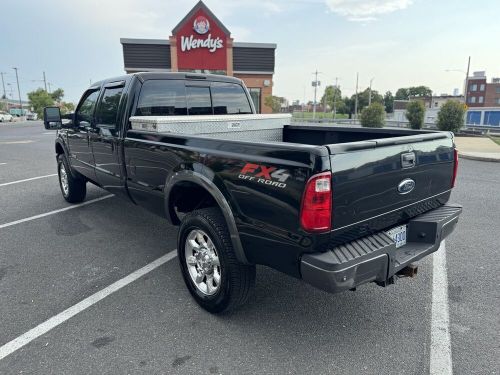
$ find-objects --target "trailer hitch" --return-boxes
[396,263,418,278]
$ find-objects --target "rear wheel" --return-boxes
[178,208,255,313]
[57,154,86,203]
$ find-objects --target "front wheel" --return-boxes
[178,208,255,313]
[57,154,86,203]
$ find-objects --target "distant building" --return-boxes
[393,95,464,123]
[465,71,500,107]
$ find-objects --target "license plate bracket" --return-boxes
[385,225,407,248]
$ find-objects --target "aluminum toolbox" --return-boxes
[129,114,292,142]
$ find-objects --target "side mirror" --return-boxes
[43,106,62,130]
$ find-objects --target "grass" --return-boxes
[292,111,349,120]
[489,136,500,146]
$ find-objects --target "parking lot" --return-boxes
[0,121,498,374]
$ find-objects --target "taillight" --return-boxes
[300,172,332,232]
[451,149,458,188]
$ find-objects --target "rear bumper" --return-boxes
[300,204,462,293]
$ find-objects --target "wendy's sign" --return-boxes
[175,9,228,70]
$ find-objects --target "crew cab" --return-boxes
[43,72,461,313]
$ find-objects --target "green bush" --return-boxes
[405,100,425,129]
[360,102,385,128]
[437,101,465,133]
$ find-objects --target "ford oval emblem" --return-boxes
[397,178,415,194]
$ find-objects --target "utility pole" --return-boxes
[13,67,22,116]
[332,77,339,121]
[354,72,359,120]
[368,77,374,106]
[464,56,470,105]
[0,72,6,99]
[43,71,48,92]
[312,70,321,120]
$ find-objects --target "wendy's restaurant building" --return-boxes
[120,1,276,113]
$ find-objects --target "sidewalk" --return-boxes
[454,136,500,162]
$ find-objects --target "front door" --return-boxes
[68,89,100,181]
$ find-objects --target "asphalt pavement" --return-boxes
[0,121,498,374]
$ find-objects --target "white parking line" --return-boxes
[0,140,35,145]
[0,195,114,229]
[0,163,6,165]
[430,241,453,375]
[0,250,177,361]
[0,174,57,187]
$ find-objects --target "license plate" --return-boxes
[385,225,407,248]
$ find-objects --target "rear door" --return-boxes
[328,133,455,243]
[89,81,125,195]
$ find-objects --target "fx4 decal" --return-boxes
[238,163,291,189]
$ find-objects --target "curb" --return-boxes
[458,152,500,163]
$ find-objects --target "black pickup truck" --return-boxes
[43,72,461,313]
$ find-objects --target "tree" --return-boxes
[321,85,344,112]
[27,88,55,117]
[264,95,281,113]
[383,91,394,113]
[405,100,425,129]
[59,101,75,115]
[350,87,383,116]
[360,103,385,128]
[50,88,64,103]
[437,101,465,133]
[395,86,432,100]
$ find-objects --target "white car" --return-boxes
[0,111,13,122]
[26,112,38,121]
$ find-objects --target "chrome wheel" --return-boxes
[184,229,221,296]
[59,162,69,196]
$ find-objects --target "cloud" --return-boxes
[325,0,413,21]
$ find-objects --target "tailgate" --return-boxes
[328,132,455,244]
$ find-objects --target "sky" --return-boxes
[1,0,499,104]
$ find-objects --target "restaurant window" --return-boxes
[248,88,261,113]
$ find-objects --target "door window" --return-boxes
[136,80,187,116]
[211,82,252,115]
[95,86,124,129]
[187,86,212,115]
[76,90,100,126]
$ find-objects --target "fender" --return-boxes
[164,169,250,265]
[54,137,80,179]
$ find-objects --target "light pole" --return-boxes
[445,56,470,104]
[354,72,359,120]
[0,72,6,99]
[332,77,339,121]
[368,77,374,106]
[12,67,22,116]
[312,70,322,120]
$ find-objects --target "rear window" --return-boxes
[186,86,212,115]
[211,82,252,114]
[136,80,187,116]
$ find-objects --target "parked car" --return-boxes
[43,72,461,313]
[0,111,13,122]
[26,112,38,121]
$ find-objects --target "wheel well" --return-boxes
[168,181,218,225]
[55,143,64,155]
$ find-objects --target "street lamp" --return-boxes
[12,67,22,117]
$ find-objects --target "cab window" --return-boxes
[136,80,187,116]
[76,90,100,126]
[95,86,124,129]
[211,82,252,115]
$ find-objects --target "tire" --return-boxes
[57,154,86,203]
[178,207,256,313]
